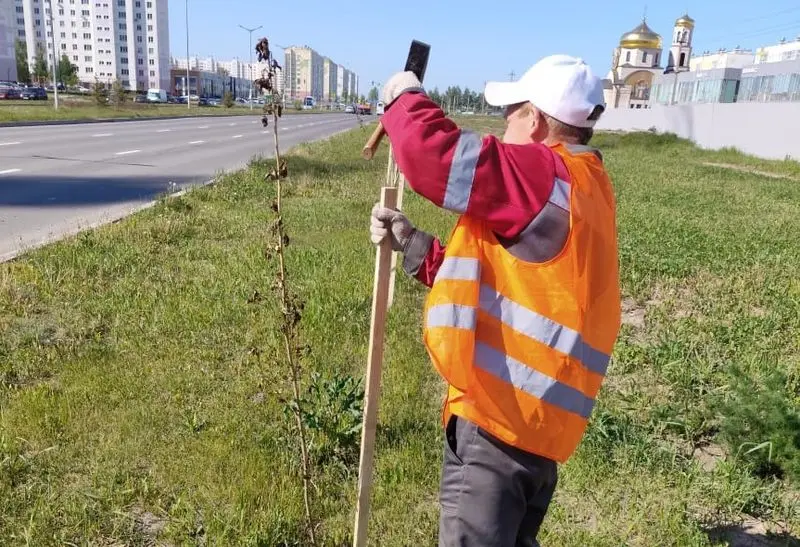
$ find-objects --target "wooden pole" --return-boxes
[352,182,398,547]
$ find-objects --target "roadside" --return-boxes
[0,119,797,545]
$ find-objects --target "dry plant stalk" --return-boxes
[255,36,316,545]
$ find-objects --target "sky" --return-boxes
[169,0,800,95]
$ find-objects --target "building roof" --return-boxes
[620,19,662,49]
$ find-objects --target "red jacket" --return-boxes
[380,91,574,286]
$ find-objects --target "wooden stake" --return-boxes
[352,184,398,547]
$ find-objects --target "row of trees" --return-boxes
[14,39,79,87]
[365,84,498,114]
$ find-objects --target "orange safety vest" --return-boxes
[422,143,622,464]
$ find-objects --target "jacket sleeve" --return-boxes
[401,229,445,288]
[380,91,558,240]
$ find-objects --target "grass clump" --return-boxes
[0,116,799,545]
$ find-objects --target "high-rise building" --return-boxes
[14,0,170,90]
[322,57,336,102]
[283,44,356,103]
[0,0,17,81]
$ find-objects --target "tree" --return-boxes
[92,77,107,106]
[342,91,349,103]
[15,39,30,83]
[32,43,49,85]
[223,90,234,108]
[110,78,126,107]
[57,54,79,87]
[367,86,379,102]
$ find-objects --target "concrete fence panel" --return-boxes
[595,103,800,161]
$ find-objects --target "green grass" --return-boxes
[1,117,799,545]
[0,96,340,123]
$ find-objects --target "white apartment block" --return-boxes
[283,44,357,103]
[754,37,800,64]
[1,0,17,80]
[14,0,170,91]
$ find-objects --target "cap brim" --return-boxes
[483,80,529,107]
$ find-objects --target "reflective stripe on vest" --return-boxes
[549,178,571,211]
[443,130,481,213]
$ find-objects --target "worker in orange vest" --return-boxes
[369,54,622,546]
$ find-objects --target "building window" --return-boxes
[642,52,647,63]
[625,51,631,63]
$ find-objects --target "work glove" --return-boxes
[382,71,424,106]
[370,203,415,252]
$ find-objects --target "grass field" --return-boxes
[1,115,799,546]
[0,96,338,124]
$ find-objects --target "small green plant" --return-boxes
[92,78,107,106]
[110,79,126,108]
[296,371,364,470]
[222,91,234,108]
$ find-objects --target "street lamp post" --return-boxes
[239,24,262,110]
[47,0,59,109]
[185,0,190,109]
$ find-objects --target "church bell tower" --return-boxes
[667,14,694,72]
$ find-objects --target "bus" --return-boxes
[302,96,315,109]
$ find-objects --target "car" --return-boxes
[20,87,47,100]
[345,104,354,113]
[0,84,21,100]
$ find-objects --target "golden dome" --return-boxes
[619,20,662,49]
[675,14,695,28]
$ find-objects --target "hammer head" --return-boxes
[404,40,430,83]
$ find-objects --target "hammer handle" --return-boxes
[361,122,386,160]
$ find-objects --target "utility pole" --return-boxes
[48,0,59,109]
[508,70,516,81]
[185,0,190,109]
[239,24,262,110]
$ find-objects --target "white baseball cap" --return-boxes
[483,54,605,128]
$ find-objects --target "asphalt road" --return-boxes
[0,113,370,261]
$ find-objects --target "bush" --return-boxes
[222,91,234,108]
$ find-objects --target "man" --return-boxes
[369,54,622,546]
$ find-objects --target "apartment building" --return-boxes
[14,0,170,90]
[0,0,17,80]
[169,55,282,97]
[283,44,357,103]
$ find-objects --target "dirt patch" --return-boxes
[700,162,799,182]
[693,442,727,472]
[621,297,646,328]
[705,518,799,547]
[131,505,168,540]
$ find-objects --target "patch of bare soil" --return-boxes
[701,162,799,182]
[693,442,727,472]
[621,297,646,328]
[705,517,799,547]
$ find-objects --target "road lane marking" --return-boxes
[232,135,243,139]
[198,125,209,129]
[189,140,205,144]
[115,149,141,155]
[92,133,113,137]
[157,129,172,133]
[0,141,22,146]
[261,130,270,134]
[0,169,21,175]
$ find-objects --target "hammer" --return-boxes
[361,40,430,160]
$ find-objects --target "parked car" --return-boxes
[0,84,21,100]
[20,87,47,100]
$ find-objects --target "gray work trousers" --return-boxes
[439,415,558,547]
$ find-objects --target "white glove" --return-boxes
[370,203,415,252]
[382,71,424,106]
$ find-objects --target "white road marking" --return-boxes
[261,130,270,134]
[229,123,237,126]
[189,140,205,144]
[0,168,21,175]
[92,133,113,137]
[232,135,243,139]
[157,129,172,133]
[0,141,22,146]
[115,149,141,156]
[198,125,209,129]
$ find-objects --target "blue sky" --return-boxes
[169,0,800,95]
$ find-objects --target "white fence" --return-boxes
[595,102,800,161]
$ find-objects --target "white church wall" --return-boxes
[595,102,800,160]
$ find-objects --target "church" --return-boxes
[604,14,695,109]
